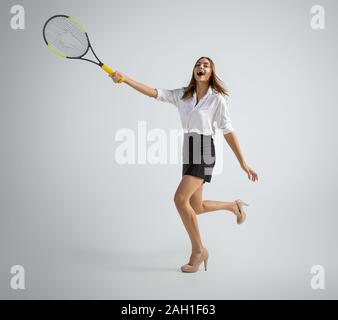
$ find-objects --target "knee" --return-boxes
[174,192,189,208]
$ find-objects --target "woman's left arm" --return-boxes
[224,132,258,182]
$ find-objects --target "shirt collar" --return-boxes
[193,85,213,100]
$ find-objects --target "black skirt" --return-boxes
[182,132,216,183]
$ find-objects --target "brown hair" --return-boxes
[181,56,229,100]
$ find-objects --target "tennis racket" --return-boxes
[42,14,123,83]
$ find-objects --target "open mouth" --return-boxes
[197,70,205,76]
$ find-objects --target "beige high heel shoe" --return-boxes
[234,199,249,224]
[180,248,209,273]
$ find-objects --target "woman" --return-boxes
[109,57,258,273]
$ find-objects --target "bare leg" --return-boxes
[198,200,236,214]
[174,175,205,255]
[189,184,238,216]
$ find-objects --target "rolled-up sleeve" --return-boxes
[214,96,234,135]
[154,88,182,108]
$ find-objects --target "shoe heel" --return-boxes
[236,199,249,206]
[204,257,208,271]
[239,200,249,206]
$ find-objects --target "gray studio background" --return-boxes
[1,0,337,299]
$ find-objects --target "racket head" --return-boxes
[43,15,90,59]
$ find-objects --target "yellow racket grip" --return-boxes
[101,64,125,83]
[101,64,114,75]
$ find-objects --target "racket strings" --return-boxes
[44,16,89,58]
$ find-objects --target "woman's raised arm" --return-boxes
[109,71,157,98]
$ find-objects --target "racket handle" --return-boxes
[101,64,114,75]
[101,64,124,83]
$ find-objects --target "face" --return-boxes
[194,58,212,83]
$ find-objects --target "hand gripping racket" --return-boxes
[42,14,124,83]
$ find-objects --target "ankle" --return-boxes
[192,247,204,255]
[231,201,238,215]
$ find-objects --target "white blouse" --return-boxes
[154,85,234,136]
